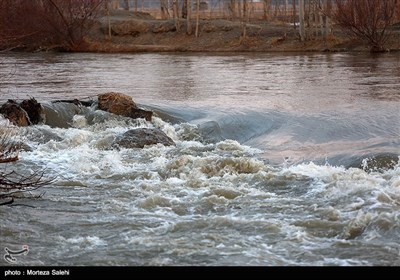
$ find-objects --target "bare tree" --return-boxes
[333,0,397,52]
[186,0,192,35]
[0,0,105,51]
[262,0,269,20]
[105,0,112,40]
[322,0,332,38]
[123,0,129,10]
[173,0,181,31]
[47,0,105,49]
[195,0,200,37]
[299,0,305,41]
[160,0,170,19]
[242,0,249,39]
[229,0,238,20]
[293,0,296,29]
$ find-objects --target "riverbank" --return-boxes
[81,10,400,53]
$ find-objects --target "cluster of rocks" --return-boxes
[0,92,175,148]
[0,98,43,126]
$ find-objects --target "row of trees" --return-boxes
[0,0,399,51]
[144,0,400,50]
[217,0,400,51]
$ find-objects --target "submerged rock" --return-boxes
[198,120,224,143]
[41,102,87,128]
[112,128,175,149]
[346,153,399,172]
[25,127,63,144]
[98,92,153,121]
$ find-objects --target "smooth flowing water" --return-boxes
[0,52,399,265]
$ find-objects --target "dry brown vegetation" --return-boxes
[334,0,399,52]
[0,0,104,51]
[0,1,400,53]
[0,121,52,206]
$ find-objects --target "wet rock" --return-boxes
[112,128,175,149]
[53,99,94,107]
[41,102,87,128]
[0,100,29,126]
[98,92,153,121]
[360,154,399,172]
[25,127,63,144]
[198,120,224,143]
[98,92,137,114]
[20,97,44,125]
[129,107,153,121]
[0,98,44,126]
[346,153,399,172]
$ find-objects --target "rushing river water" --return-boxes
[0,52,399,266]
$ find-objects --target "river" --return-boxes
[0,52,399,265]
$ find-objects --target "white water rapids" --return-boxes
[0,52,399,265]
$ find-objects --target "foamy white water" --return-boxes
[1,52,399,265]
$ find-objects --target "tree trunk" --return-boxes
[230,0,237,20]
[135,0,138,12]
[182,0,187,18]
[324,0,332,38]
[160,0,169,19]
[293,0,296,29]
[173,0,180,31]
[106,1,112,39]
[263,0,268,20]
[237,0,242,19]
[242,0,248,40]
[123,0,129,10]
[111,0,119,10]
[186,0,192,35]
[195,0,200,37]
[299,0,305,41]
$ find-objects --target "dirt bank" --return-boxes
[83,10,400,53]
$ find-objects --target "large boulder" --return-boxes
[97,92,153,121]
[98,92,137,114]
[20,97,44,125]
[112,128,175,149]
[0,98,44,126]
[0,100,29,126]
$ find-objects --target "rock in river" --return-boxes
[0,98,44,126]
[112,128,175,149]
[98,92,153,121]
[0,100,30,126]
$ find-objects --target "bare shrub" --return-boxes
[0,117,53,206]
[0,0,105,51]
[333,0,397,52]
